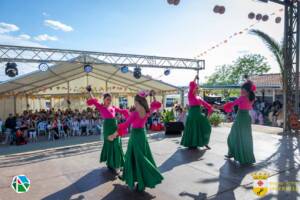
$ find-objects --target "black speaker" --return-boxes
[165,122,184,135]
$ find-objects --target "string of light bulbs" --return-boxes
[194,8,284,58]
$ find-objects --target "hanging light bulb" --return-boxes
[275,17,282,23]
[256,13,262,21]
[248,12,255,19]
[219,6,225,14]
[213,5,220,13]
[262,15,269,22]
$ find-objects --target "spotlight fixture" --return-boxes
[38,62,49,72]
[133,66,142,79]
[5,62,18,77]
[83,64,93,73]
[121,65,129,73]
[164,69,171,76]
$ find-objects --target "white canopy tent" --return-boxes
[0,57,180,119]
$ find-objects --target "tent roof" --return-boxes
[0,56,179,95]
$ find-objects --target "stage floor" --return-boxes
[0,125,299,200]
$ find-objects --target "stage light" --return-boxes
[262,15,269,22]
[38,63,49,72]
[5,62,18,77]
[133,67,142,79]
[121,66,129,73]
[83,64,93,73]
[256,13,262,21]
[248,12,255,19]
[164,69,171,76]
[275,17,281,23]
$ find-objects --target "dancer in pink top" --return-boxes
[86,85,128,172]
[180,75,213,149]
[223,77,256,165]
[109,90,163,191]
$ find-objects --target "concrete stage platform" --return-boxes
[0,125,299,200]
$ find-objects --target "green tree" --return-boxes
[205,54,270,97]
[206,54,270,85]
[229,54,271,84]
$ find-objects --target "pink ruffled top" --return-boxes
[117,100,161,136]
[188,81,213,114]
[223,96,253,113]
[86,98,129,119]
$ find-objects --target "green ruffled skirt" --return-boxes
[100,118,124,169]
[181,106,211,147]
[122,128,163,191]
[227,110,256,164]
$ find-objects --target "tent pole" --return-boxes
[13,95,17,115]
[180,88,184,107]
[67,81,70,109]
[26,94,29,111]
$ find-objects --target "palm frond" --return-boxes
[249,29,284,74]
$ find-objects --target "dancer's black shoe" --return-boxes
[205,145,211,150]
[224,154,233,159]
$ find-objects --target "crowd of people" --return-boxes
[0,106,170,146]
[0,108,106,145]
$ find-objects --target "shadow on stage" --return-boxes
[178,133,300,200]
[101,184,156,200]
[159,148,206,173]
[41,168,115,200]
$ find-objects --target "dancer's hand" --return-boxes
[108,135,115,141]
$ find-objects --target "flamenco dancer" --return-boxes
[86,85,129,172]
[109,90,163,191]
[181,75,213,149]
[223,78,256,165]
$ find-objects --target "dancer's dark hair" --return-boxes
[241,81,255,101]
[103,93,111,100]
[134,95,150,113]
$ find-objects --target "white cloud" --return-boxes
[44,19,73,32]
[0,22,19,34]
[34,34,58,41]
[42,12,50,17]
[0,34,45,47]
[18,34,31,40]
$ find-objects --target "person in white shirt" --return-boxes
[80,117,89,136]
[72,118,80,136]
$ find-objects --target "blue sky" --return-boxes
[0,0,283,86]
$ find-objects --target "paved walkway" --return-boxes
[0,125,299,200]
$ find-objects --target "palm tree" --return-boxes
[249,29,284,83]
